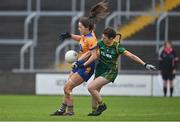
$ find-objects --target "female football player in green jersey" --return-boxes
[51,1,109,116]
[87,27,156,116]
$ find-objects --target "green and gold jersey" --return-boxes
[97,40,125,70]
[95,40,126,82]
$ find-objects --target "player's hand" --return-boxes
[59,32,71,41]
[144,63,157,71]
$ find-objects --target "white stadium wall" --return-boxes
[36,74,180,96]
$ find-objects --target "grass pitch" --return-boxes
[0,95,180,121]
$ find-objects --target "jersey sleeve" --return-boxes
[87,37,97,50]
[117,44,126,54]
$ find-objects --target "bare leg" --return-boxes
[88,77,109,104]
[91,87,101,112]
[87,77,109,116]
[51,72,84,116]
[63,72,84,113]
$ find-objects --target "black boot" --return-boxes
[50,103,67,116]
[89,103,107,116]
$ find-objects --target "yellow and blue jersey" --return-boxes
[79,31,97,55]
[72,31,97,82]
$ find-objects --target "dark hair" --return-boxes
[79,0,109,31]
[103,27,117,39]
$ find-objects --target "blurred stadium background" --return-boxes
[0,0,180,121]
[0,0,180,95]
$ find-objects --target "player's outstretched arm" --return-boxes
[71,34,81,41]
[123,50,156,71]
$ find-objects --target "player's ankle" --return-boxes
[98,100,105,106]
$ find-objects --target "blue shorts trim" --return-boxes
[72,61,95,82]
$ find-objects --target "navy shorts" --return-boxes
[161,71,175,81]
[72,61,95,82]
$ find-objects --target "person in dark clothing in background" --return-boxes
[159,40,179,97]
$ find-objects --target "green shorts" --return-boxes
[95,64,118,83]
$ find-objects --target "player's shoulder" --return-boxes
[85,33,97,42]
[85,32,93,38]
[85,32,96,39]
[97,39,104,46]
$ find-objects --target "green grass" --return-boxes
[0,95,180,121]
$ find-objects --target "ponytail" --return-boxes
[89,0,109,23]
[116,33,122,43]
[79,0,109,31]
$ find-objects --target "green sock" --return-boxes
[98,100,104,105]
[92,107,97,112]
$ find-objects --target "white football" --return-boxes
[65,50,78,63]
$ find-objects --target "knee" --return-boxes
[87,84,95,93]
[64,84,72,96]
[163,80,167,85]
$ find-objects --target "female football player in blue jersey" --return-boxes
[51,0,109,116]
